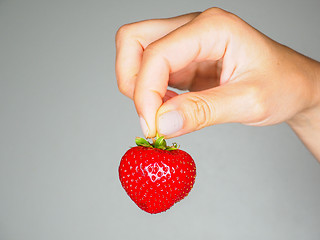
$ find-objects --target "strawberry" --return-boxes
[119,137,196,214]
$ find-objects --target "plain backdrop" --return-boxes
[0,0,320,239]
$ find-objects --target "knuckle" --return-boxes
[117,80,126,94]
[186,94,215,129]
[201,7,233,19]
[117,80,133,99]
[117,81,127,95]
[115,23,133,46]
[203,7,228,16]
[199,7,239,28]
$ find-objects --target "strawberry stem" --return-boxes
[135,136,179,151]
[135,137,152,147]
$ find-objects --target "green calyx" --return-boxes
[135,135,179,151]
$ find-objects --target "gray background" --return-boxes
[0,0,319,239]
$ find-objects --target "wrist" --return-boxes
[287,57,320,127]
[286,58,320,161]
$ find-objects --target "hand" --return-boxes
[115,8,320,160]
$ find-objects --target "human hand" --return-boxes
[115,8,320,158]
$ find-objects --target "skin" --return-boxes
[115,8,320,161]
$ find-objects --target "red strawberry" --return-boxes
[119,137,196,214]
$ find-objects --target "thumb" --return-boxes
[156,82,263,138]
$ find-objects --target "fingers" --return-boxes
[115,12,200,99]
[156,81,267,138]
[134,8,234,138]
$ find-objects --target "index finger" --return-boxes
[115,13,200,99]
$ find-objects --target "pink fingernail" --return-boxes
[158,111,183,136]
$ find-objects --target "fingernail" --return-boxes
[158,111,183,136]
[139,116,149,138]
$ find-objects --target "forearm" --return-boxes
[287,58,320,162]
